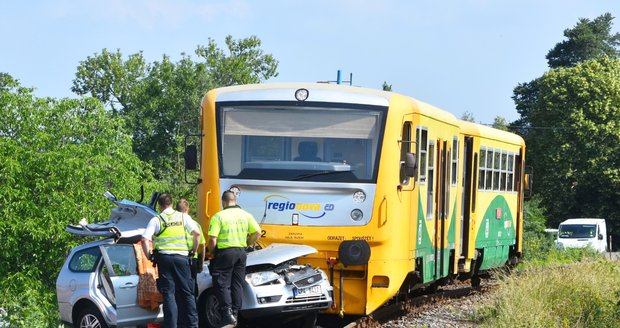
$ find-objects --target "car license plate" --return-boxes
[294,285,322,298]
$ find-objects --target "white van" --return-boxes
[556,218,608,252]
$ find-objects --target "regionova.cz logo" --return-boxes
[263,194,334,219]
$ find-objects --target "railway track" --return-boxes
[317,280,496,328]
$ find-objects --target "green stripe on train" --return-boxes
[415,191,457,282]
[474,195,516,270]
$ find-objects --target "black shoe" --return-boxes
[220,308,237,326]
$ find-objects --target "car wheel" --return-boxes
[199,289,221,328]
[76,305,108,328]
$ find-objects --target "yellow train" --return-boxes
[189,83,526,316]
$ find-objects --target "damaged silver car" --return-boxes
[56,191,333,328]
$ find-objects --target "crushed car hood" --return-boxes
[246,243,317,267]
[65,192,157,239]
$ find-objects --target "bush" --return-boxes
[0,272,61,327]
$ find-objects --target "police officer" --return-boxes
[176,198,205,296]
[142,193,201,328]
[207,190,260,326]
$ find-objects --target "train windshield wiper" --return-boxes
[291,171,347,181]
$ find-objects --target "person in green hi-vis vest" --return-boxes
[176,198,206,296]
[142,193,201,328]
[207,190,260,327]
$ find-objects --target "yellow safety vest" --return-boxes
[153,211,190,252]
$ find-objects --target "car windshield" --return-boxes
[218,103,385,182]
[558,224,597,238]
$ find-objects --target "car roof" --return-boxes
[560,218,605,225]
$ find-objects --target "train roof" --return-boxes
[207,83,525,140]
[208,82,459,123]
[207,82,393,107]
[459,120,525,146]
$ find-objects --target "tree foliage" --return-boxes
[546,13,620,68]
[513,13,620,138]
[0,73,154,325]
[512,14,620,235]
[461,110,475,122]
[72,36,279,183]
[492,116,509,131]
[520,57,620,230]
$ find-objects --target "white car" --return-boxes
[56,191,333,328]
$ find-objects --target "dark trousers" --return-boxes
[157,254,198,328]
[210,247,247,315]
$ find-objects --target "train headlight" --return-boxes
[352,190,366,203]
[350,209,363,221]
[295,88,309,101]
[246,271,280,286]
[229,186,241,197]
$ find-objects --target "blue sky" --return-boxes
[1,0,618,124]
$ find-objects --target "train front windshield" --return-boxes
[217,104,385,183]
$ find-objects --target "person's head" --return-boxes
[158,193,173,211]
[176,198,190,214]
[221,190,237,208]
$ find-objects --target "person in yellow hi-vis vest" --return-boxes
[176,198,205,296]
[142,193,201,328]
[207,190,260,327]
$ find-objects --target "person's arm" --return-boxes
[141,238,153,261]
[207,236,217,259]
[247,231,259,247]
[247,214,261,248]
[191,231,200,254]
[184,215,201,255]
[141,218,157,260]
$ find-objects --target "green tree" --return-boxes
[382,81,392,91]
[512,13,620,138]
[72,36,279,183]
[492,116,509,131]
[520,57,620,231]
[72,49,148,116]
[461,110,475,122]
[196,35,278,86]
[546,13,620,68]
[0,73,155,325]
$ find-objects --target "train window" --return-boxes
[427,140,435,219]
[472,153,478,212]
[400,122,412,185]
[246,136,288,161]
[500,152,507,191]
[417,127,428,184]
[485,149,493,190]
[507,153,514,191]
[219,105,384,183]
[478,147,486,190]
[451,137,458,186]
[493,150,500,191]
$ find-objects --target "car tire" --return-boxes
[76,305,108,328]
[198,288,221,328]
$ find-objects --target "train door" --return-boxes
[460,137,474,259]
[434,139,450,279]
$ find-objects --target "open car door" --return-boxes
[100,244,161,326]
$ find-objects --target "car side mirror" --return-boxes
[404,152,417,178]
[598,234,604,240]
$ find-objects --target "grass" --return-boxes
[473,258,620,327]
